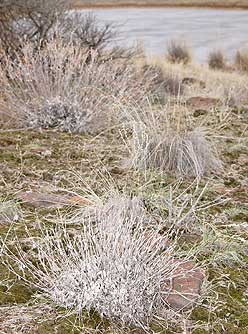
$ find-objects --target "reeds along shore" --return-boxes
[73,0,248,9]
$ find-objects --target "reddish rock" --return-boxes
[186,96,221,110]
[16,192,92,209]
[162,260,205,311]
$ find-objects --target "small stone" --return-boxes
[162,260,204,311]
[186,97,221,110]
[109,166,124,175]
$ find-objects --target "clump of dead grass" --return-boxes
[126,106,222,178]
[141,63,184,102]
[166,40,192,65]
[235,49,248,72]
[208,50,227,70]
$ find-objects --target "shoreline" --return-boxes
[73,2,248,10]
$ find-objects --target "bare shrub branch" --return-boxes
[59,12,142,63]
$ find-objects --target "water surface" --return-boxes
[79,7,248,62]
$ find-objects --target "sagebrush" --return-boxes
[0,38,152,133]
[2,195,204,329]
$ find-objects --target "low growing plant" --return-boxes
[1,194,205,330]
[126,106,222,178]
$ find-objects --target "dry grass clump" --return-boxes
[208,50,227,70]
[163,73,184,96]
[141,64,183,101]
[235,49,248,72]
[127,107,222,178]
[166,40,192,65]
[0,38,151,133]
[1,195,202,329]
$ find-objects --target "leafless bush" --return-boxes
[235,49,248,72]
[61,12,116,51]
[208,50,227,70]
[2,194,204,329]
[59,12,140,63]
[0,38,152,133]
[0,2,140,63]
[0,0,70,55]
[166,40,192,65]
[127,107,222,178]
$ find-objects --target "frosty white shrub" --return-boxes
[2,195,202,329]
[0,38,151,133]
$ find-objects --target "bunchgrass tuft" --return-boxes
[235,49,248,72]
[166,40,192,65]
[126,106,222,179]
[208,50,227,70]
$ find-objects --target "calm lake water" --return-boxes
[79,7,248,62]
